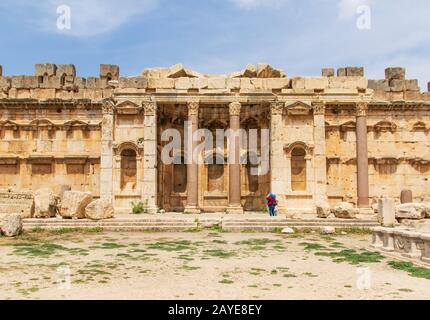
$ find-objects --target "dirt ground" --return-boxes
[0,229,429,300]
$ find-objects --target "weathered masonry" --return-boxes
[0,63,429,215]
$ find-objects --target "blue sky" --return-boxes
[1,0,430,89]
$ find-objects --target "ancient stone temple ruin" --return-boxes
[0,63,429,216]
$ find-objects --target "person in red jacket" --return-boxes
[266,192,278,217]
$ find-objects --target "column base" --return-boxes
[184,206,201,214]
[226,205,244,214]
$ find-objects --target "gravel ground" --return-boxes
[0,230,429,300]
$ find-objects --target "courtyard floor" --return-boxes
[0,229,429,300]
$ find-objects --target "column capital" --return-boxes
[312,101,325,115]
[356,102,368,117]
[142,97,157,116]
[187,99,200,116]
[102,98,115,115]
[270,101,284,115]
[229,101,241,116]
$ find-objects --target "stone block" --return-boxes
[39,76,63,89]
[377,198,396,226]
[119,77,148,89]
[35,63,57,77]
[395,203,430,219]
[390,79,405,92]
[60,191,93,219]
[331,202,358,219]
[346,66,364,76]
[85,199,114,220]
[304,77,328,90]
[0,65,2,77]
[264,78,291,89]
[322,68,334,77]
[404,79,420,91]
[226,78,241,90]
[0,77,11,92]
[385,67,405,82]
[74,77,86,88]
[291,77,305,89]
[57,64,76,77]
[175,77,192,90]
[0,214,22,237]
[401,190,413,204]
[337,68,347,77]
[208,77,226,89]
[11,76,39,89]
[86,77,103,89]
[0,190,34,218]
[34,188,58,218]
[191,77,208,89]
[100,64,119,80]
[147,78,175,89]
[368,79,390,92]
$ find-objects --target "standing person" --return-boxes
[266,192,278,217]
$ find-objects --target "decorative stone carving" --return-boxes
[187,100,200,116]
[356,102,368,117]
[115,100,142,115]
[312,101,325,115]
[0,191,34,218]
[285,101,312,115]
[270,101,284,115]
[143,98,157,116]
[102,98,115,115]
[284,141,314,155]
[229,101,241,116]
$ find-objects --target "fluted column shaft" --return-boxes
[356,102,369,208]
[184,100,201,214]
[226,101,243,214]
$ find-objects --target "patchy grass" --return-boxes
[11,243,88,257]
[398,288,414,293]
[203,249,236,258]
[315,249,385,265]
[300,242,327,251]
[146,240,195,252]
[91,243,127,250]
[388,261,430,280]
[235,238,280,246]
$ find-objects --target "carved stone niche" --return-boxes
[284,141,314,155]
[407,157,430,173]
[412,121,429,132]
[370,157,400,174]
[115,100,142,115]
[339,120,356,140]
[372,120,397,133]
[285,101,312,116]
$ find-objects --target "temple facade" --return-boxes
[0,63,429,216]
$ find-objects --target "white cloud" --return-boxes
[230,0,288,10]
[1,0,159,37]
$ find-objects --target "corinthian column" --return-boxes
[226,101,244,214]
[356,102,370,208]
[269,101,286,214]
[184,100,201,214]
[100,99,115,204]
[142,97,159,214]
[312,101,328,208]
